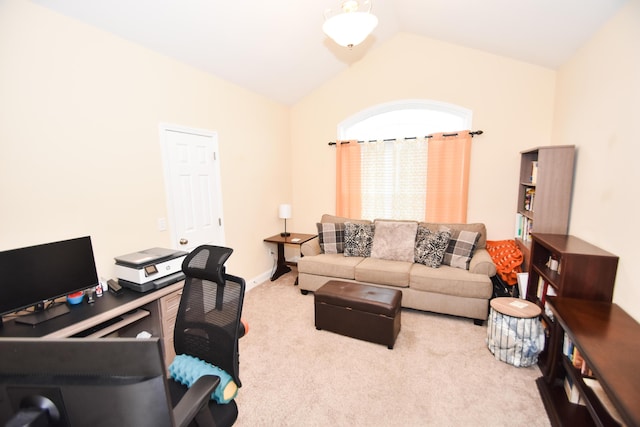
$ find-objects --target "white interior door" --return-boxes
[160,124,225,251]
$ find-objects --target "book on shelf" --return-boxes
[572,346,584,369]
[537,278,557,305]
[524,187,536,212]
[531,161,538,185]
[515,213,523,239]
[536,277,546,301]
[563,375,585,405]
[563,332,574,357]
[514,214,533,242]
[562,334,594,377]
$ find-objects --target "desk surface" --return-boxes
[0,282,183,338]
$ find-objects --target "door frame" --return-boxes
[159,123,225,250]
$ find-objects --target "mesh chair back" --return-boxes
[174,245,245,387]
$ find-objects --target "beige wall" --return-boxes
[2,1,637,321]
[291,32,556,240]
[552,0,640,320]
[0,0,290,282]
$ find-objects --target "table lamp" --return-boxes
[279,204,291,237]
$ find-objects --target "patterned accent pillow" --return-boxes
[316,222,345,254]
[442,230,480,270]
[414,226,451,268]
[343,222,375,257]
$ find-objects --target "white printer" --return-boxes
[114,247,188,292]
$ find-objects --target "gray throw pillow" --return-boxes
[370,220,418,262]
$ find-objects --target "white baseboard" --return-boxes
[246,269,272,292]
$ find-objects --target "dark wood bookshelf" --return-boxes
[526,233,618,381]
[539,298,640,427]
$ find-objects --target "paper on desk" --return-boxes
[509,300,529,309]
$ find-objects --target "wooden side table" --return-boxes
[263,233,317,281]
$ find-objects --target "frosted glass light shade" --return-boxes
[278,204,292,219]
[323,10,378,48]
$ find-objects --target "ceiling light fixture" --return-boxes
[323,0,378,49]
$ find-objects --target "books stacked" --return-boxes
[514,213,533,241]
[524,187,535,212]
[563,332,593,376]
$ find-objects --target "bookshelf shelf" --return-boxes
[537,298,640,427]
[515,145,575,270]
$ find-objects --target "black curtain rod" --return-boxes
[328,130,483,146]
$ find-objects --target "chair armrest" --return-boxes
[469,248,497,276]
[301,237,321,256]
[173,375,220,427]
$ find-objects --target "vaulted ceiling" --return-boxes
[32,0,628,105]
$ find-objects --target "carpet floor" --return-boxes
[234,269,550,426]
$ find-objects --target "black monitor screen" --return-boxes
[0,236,99,317]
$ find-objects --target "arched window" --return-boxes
[336,100,473,221]
[339,100,472,141]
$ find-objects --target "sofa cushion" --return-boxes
[297,253,364,280]
[414,226,451,268]
[370,220,418,262]
[316,222,345,254]
[409,263,492,299]
[344,222,375,257]
[355,257,411,288]
[442,229,480,270]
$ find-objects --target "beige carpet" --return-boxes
[235,269,550,426]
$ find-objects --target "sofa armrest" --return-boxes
[301,237,321,256]
[469,248,496,276]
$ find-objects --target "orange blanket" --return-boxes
[485,240,523,285]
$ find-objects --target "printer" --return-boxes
[114,247,188,292]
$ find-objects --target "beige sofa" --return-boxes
[298,215,496,325]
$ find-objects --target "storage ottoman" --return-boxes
[314,280,402,349]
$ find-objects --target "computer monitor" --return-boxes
[0,338,175,427]
[0,236,99,325]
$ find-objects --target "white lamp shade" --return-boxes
[322,11,378,47]
[278,204,292,219]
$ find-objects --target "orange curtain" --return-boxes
[425,131,472,223]
[335,140,362,218]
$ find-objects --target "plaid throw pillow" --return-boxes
[442,229,480,270]
[316,222,345,254]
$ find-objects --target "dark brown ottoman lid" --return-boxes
[315,280,401,317]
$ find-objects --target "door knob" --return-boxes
[179,238,188,245]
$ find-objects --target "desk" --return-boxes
[0,282,184,367]
[264,233,316,281]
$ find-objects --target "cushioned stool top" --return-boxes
[315,280,401,317]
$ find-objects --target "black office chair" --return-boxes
[168,245,246,427]
[0,337,221,427]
